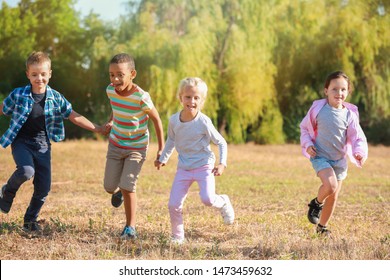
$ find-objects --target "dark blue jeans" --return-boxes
[4,137,51,223]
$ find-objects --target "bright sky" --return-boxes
[1,0,128,21]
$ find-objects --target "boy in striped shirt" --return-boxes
[103,53,164,240]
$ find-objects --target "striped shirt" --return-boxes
[1,85,72,148]
[106,84,154,150]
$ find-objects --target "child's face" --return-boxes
[109,62,136,94]
[26,62,52,94]
[180,86,204,115]
[324,77,349,109]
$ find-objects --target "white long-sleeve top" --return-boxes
[159,111,228,170]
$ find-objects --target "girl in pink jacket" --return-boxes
[300,71,368,236]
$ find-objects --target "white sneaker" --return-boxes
[171,236,185,245]
[220,195,234,225]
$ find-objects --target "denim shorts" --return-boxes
[310,156,348,181]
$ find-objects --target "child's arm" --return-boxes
[206,117,228,174]
[147,107,165,160]
[156,117,176,170]
[347,110,368,167]
[102,112,114,135]
[68,110,101,133]
[300,113,315,157]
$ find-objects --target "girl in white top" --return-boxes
[155,77,234,244]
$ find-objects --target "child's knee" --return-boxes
[103,184,116,194]
[16,166,35,181]
[328,181,339,194]
[322,176,338,193]
[168,201,182,213]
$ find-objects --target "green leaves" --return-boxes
[1,0,389,144]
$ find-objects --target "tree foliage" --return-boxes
[0,0,389,144]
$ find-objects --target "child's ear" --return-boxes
[131,70,137,79]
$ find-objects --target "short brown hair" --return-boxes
[26,51,51,70]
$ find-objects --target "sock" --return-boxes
[315,198,324,205]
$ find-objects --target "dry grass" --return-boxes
[0,140,389,260]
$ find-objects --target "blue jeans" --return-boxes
[4,137,51,223]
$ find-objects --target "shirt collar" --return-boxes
[24,84,54,100]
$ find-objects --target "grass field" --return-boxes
[0,140,389,260]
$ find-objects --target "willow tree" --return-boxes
[215,0,283,143]
[273,0,390,143]
[113,0,285,143]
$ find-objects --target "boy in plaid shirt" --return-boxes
[0,51,102,232]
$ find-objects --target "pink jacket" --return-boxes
[300,99,368,167]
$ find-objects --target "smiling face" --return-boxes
[180,85,204,118]
[109,62,137,94]
[26,62,52,94]
[324,77,349,109]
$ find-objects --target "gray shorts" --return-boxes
[310,156,348,181]
[104,142,147,193]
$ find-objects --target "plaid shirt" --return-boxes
[1,84,72,148]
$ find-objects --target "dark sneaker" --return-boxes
[120,226,137,240]
[307,198,323,224]
[111,190,123,208]
[316,224,331,237]
[0,185,11,214]
[23,221,42,232]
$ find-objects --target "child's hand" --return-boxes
[354,153,366,166]
[212,164,225,176]
[102,121,113,135]
[306,145,317,157]
[154,160,165,170]
[94,125,102,134]
[95,125,107,135]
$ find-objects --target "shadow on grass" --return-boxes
[0,217,78,239]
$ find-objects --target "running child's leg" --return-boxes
[168,169,192,240]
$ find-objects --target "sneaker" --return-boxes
[220,195,234,225]
[0,185,11,214]
[23,221,42,232]
[316,224,331,237]
[307,198,323,224]
[171,236,185,245]
[111,190,123,208]
[120,226,137,240]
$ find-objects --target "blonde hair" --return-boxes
[26,51,51,70]
[177,77,208,108]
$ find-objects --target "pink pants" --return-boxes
[168,164,225,239]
